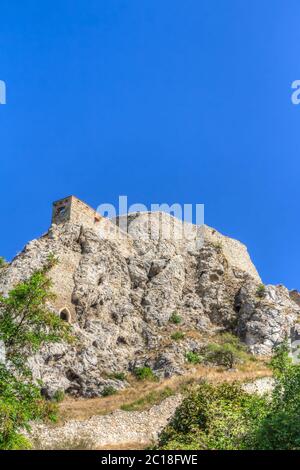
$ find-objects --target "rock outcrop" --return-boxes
[0,211,299,397]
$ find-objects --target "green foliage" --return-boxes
[256,284,266,298]
[157,381,267,450]
[101,386,117,397]
[0,363,57,449]
[52,390,65,403]
[0,255,73,449]
[249,343,300,450]
[0,257,7,269]
[108,372,126,381]
[157,342,300,450]
[203,333,249,369]
[121,387,174,412]
[185,351,202,365]
[171,331,185,341]
[0,255,72,366]
[133,366,157,381]
[169,312,182,325]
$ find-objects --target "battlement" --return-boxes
[52,196,101,228]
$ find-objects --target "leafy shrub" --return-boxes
[256,284,266,298]
[0,255,73,449]
[133,366,156,381]
[169,312,182,324]
[101,386,117,397]
[249,343,300,450]
[203,333,249,369]
[0,359,58,449]
[0,257,7,269]
[171,331,185,341]
[52,390,65,403]
[158,341,300,450]
[108,372,126,381]
[0,256,72,362]
[185,351,202,364]
[157,381,267,450]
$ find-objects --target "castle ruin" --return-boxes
[52,196,101,229]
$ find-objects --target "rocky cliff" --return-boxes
[0,212,299,397]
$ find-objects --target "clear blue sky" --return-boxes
[0,1,299,290]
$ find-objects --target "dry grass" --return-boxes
[58,359,271,423]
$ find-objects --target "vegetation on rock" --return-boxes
[170,331,185,341]
[133,366,156,382]
[185,351,202,364]
[203,333,250,369]
[256,283,266,298]
[157,343,300,450]
[169,312,182,325]
[101,386,117,397]
[0,256,73,449]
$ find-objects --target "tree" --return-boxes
[0,255,73,449]
[157,382,267,450]
[249,343,300,450]
[157,341,300,450]
[204,333,250,369]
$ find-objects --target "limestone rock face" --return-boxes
[236,283,299,355]
[0,212,298,397]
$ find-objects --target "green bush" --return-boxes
[0,255,73,449]
[169,312,182,325]
[157,381,267,450]
[249,343,300,450]
[0,364,58,449]
[101,386,117,397]
[171,331,185,341]
[108,372,126,381]
[185,351,202,364]
[203,333,249,369]
[133,366,156,381]
[256,284,266,298]
[52,390,65,403]
[0,257,7,269]
[157,341,300,450]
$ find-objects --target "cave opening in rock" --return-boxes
[59,308,71,323]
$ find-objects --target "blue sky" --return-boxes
[0,1,299,289]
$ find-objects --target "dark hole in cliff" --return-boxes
[60,308,71,323]
[117,336,127,345]
[40,387,51,400]
[66,369,82,383]
[234,292,242,314]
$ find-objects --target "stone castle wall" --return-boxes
[52,196,101,229]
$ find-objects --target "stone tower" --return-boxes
[52,196,101,228]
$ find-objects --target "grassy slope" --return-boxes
[58,360,271,423]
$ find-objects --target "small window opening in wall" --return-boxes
[60,308,71,323]
[56,206,67,216]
